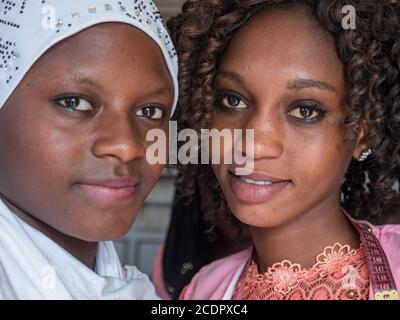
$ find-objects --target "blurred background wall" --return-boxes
[114,0,185,276]
[154,0,185,19]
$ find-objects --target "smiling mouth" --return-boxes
[238,176,275,186]
[229,171,291,204]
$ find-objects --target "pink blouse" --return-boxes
[232,243,369,300]
[180,223,400,300]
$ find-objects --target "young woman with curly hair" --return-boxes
[168,0,400,300]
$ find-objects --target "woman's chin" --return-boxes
[226,198,293,229]
[232,212,285,229]
[72,222,134,242]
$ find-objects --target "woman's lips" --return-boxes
[75,178,140,202]
[229,171,291,204]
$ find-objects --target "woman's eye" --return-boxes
[287,104,324,121]
[136,106,164,120]
[57,97,93,112]
[219,94,248,109]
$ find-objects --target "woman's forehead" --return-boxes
[35,23,165,69]
[219,9,344,86]
[224,9,337,62]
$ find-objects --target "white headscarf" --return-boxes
[0,0,178,300]
[0,0,179,114]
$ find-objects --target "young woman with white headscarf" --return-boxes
[0,0,178,300]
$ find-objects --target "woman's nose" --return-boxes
[91,112,146,163]
[243,112,285,161]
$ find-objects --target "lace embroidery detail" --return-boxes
[233,243,370,300]
[268,260,302,294]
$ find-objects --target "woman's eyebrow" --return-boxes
[286,78,336,92]
[217,70,247,86]
[65,73,173,100]
[52,72,103,90]
[218,71,336,93]
[137,86,174,101]
[71,72,103,90]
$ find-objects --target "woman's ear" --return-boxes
[352,120,370,161]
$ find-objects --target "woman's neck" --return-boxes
[0,195,98,269]
[250,201,360,273]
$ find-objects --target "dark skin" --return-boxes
[0,23,174,269]
[211,9,369,271]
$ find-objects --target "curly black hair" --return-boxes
[168,0,400,233]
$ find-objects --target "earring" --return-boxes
[358,149,372,162]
